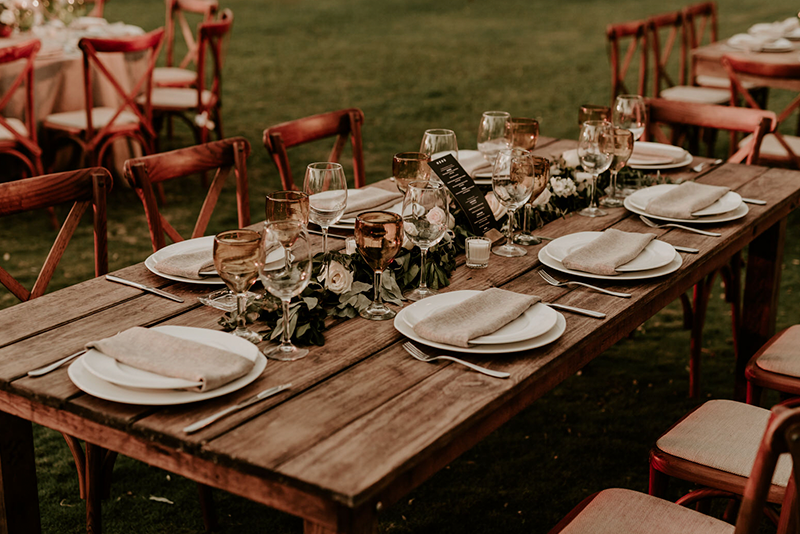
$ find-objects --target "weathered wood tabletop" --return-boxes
[1,137,798,533]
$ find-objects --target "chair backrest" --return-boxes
[683,1,718,86]
[164,0,218,70]
[78,28,164,156]
[87,0,107,17]
[0,167,111,301]
[0,39,43,175]
[645,97,775,164]
[649,11,689,97]
[123,137,251,251]
[192,8,232,117]
[606,19,649,103]
[263,108,366,190]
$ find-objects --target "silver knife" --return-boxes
[105,274,184,303]
[183,383,292,434]
[545,303,605,319]
[673,245,699,254]
[742,198,766,205]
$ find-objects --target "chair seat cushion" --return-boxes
[0,117,28,140]
[696,75,760,90]
[145,87,214,110]
[755,325,800,376]
[656,399,792,487]
[659,85,730,105]
[739,133,800,159]
[44,107,140,130]
[559,488,734,534]
[152,67,197,86]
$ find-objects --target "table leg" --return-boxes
[85,443,104,534]
[0,412,41,534]
[303,505,378,534]
[736,219,787,401]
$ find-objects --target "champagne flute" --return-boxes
[578,104,611,125]
[600,128,634,208]
[506,118,541,245]
[355,211,404,320]
[612,95,647,140]
[392,152,431,194]
[259,220,313,361]
[578,120,614,218]
[266,190,310,225]
[420,129,458,163]
[491,148,536,257]
[477,111,511,164]
[401,181,449,301]
[303,162,347,257]
[213,229,264,344]
[514,156,550,245]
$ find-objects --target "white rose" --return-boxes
[531,188,551,207]
[561,149,580,169]
[550,176,576,198]
[484,192,507,220]
[573,172,591,192]
[325,261,353,294]
[426,206,447,226]
[0,9,15,25]
[403,221,419,237]
[344,236,357,255]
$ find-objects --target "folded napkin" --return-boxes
[86,327,253,392]
[645,181,730,220]
[412,288,540,348]
[155,249,215,279]
[628,144,686,166]
[561,229,656,276]
[728,33,792,51]
[459,151,493,177]
[343,188,403,219]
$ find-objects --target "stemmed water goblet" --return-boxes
[401,181,449,301]
[420,129,458,163]
[258,220,313,361]
[505,118,542,245]
[491,148,536,257]
[612,94,647,141]
[392,152,430,194]
[514,156,550,245]
[213,229,264,344]
[599,128,634,208]
[477,111,511,164]
[355,211,404,320]
[578,120,615,218]
[303,162,347,258]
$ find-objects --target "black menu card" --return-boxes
[428,154,499,237]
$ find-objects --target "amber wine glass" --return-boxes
[266,190,310,225]
[213,230,264,344]
[600,128,634,208]
[355,211,404,320]
[392,152,431,193]
[578,104,611,125]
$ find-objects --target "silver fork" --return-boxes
[639,215,721,237]
[402,342,510,379]
[539,270,631,298]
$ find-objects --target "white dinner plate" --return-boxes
[395,305,566,354]
[628,142,688,166]
[401,290,559,345]
[545,231,677,273]
[69,326,267,405]
[145,236,221,285]
[628,151,693,170]
[628,183,743,217]
[335,195,403,228]
[625,184,748,222]
[538,244,683,281]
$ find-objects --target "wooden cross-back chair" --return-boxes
[606,19,649,103]
[263,108,366,190]
[42,28,164,169]
[554,403,800,534]
[723,55,800,169]
[153,0,219,88]
[86,0,107,17]
[683,2,720,88]
[123,136,251,252]
[0,39,44,178]
[150,8,232,146]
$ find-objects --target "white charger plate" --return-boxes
[545,231,676,273]
[334,193,403,228]
[628,151,693,170]
[145,236,221,285]
[395,306,566,354]
[401,290,559,345]
[625,184,747,221]
[69,326,267,405]
[538,244,683,281]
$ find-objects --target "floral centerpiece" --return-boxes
[0,2,17,37]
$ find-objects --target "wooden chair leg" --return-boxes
[690,273,716,398]
[197,483,218,532]
[747,381,764,406]
[62,434,87,499]
[649,463,669,497]
[680,292,693,330]
[86,442,104,534]
[101,450,118,499]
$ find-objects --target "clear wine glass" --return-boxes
[213,229,264,344]
[578,104,611,125]
[401,181,449,302]
[600,128,634,208]
[259,220,313,361]
[303,162,347,257]
[578,120,615,218]
[392,152,431,194]
[506,118,541,245]
[612,94,647,140]
[355,211,404,320]
[266,190,310,225]
[491,148,536,257]
[514,156,550,245]
[477,111,511,164]
[420,129,458,163]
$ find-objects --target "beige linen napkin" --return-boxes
[561,229,656,276]
[645,181,730,220]
[459,151,493,177]
[86,327,253,392]
[343,188,403,219]
[412,288,540,348]
[155,249,215,279]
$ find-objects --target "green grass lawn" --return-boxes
[4,0,800,532]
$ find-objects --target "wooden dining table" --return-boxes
[692,40,800,91]
[1,136,799,533]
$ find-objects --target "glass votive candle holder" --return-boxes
[465,236,491,269]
